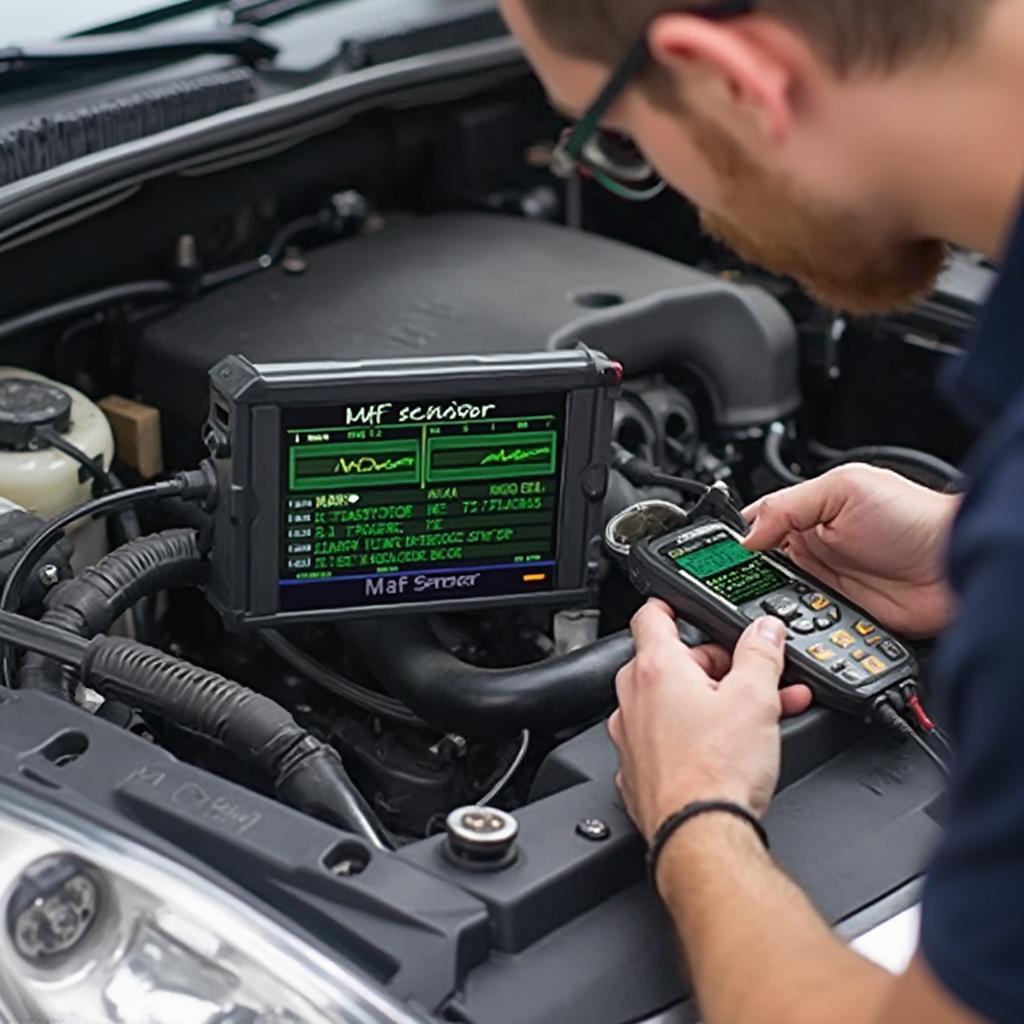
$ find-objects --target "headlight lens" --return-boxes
[0,784,425,1024]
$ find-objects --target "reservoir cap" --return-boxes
[0,378,72,450]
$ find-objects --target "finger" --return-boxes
[608,709,624,748]
[630,598,683,654]
[778,532,844,590]
[688,644,732,680]
[728,616,787,692]
[614,663,633,708]
[780,684,814,718]
[743,477,845,552]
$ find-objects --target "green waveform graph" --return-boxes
[290,440,420,491]
[480,445,553,467]
[427,431,558,483]
[335,454,416,475]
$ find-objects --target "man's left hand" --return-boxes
[609,600,814,841]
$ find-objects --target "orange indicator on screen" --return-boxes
[523,573,548,583]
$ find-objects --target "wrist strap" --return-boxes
[647,800,770,891]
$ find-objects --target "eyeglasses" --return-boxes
[550,0,757,201]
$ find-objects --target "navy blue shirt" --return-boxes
[920,204,1024,1022]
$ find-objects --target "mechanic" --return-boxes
[499,0,1024,1021]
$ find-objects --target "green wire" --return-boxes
[591,168,668,202]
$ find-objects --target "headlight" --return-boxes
[0,783,426,1024]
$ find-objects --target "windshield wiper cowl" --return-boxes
[0,28,278,83]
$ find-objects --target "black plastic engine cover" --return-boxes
[136,213,799,466]
[0,690,941,1024]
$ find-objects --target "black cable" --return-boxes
[904,727,953,779]
[32,424,149,635]
[32,424,117,495]
[0,203,364,344]
[931,726,955,757]
[0,469,212,685]
[873,699,951,779]
[198,214,326,290]
[0,282,178,344]
[0,609,90,665]
[610,444,709,500]
[34,428,143,541]
[261,629,428,728]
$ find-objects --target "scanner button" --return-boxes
[862,656,888,675]
[854,620,877,636]
[792,582,811,595]
[803,593,832,612]
[880,640,904,661]
[807,644,835,663]
[830,630,856,649]
[761,596,801,622]
[791,618,816,635]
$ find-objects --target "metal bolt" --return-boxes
[576,818,611,842]
[37,564,60,588]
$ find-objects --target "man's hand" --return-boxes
[744,465,959,637]
[610,600,813,842]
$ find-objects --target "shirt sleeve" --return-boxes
[920,410,1024,1024]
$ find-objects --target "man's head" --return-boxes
[501,0,999,313]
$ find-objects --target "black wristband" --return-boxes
[647,800,770,892]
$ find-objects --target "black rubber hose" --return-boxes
[813,443,964,487]
[338,618,633,737]
[18,529,207,700]
[0,281,178,343]
[260,629,428,728]
[81,635,390,849]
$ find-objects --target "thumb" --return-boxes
[730,616,787,690]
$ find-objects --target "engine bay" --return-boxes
[0,41,981,1022]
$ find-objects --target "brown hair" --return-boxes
[521,0,992,77]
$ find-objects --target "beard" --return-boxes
[689,118,948,315]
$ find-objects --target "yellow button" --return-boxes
[830,630,855,649]
[806,594,831,612]
[865,634,883,647]
[807,644,835,663]
[863,656,887,675]
[854,621,876,637]
[851,649,868,662]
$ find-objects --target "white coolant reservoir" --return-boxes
[0,368,114,567]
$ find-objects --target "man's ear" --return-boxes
[646,14,806,146]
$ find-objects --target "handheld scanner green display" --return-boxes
[627,522,918,717]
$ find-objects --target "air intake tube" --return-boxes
[81,636,391,849]
[337,617,633,737]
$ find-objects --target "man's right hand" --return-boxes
[743,464,959,637]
